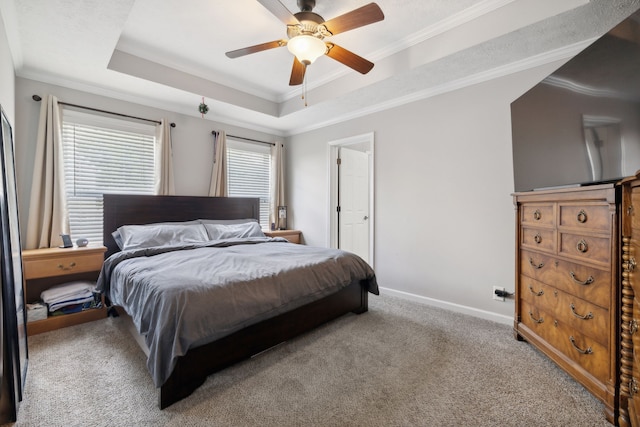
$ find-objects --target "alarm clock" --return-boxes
[76,238,89,247]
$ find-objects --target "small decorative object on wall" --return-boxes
[278,206,287,230]
[76,238,89,247]
[198,97,209,118]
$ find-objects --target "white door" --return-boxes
[338,147,370,263]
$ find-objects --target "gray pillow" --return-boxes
[198,218,258,225]
[112,220,200,249]
[117,223,209,250]
[203,222,265,240]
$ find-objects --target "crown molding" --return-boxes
[286,38,596,136]
[17,69,287,137]
[280,0,520,103]
[17,36,596,138]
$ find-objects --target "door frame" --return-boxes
[327,132,374,267]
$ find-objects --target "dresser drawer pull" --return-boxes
[533,209,541,220]
[528,311,544,324]
[57,261,77,271]
[631,377,639,395]
[624,257,637,272]
[576,210,587,223]
[534,233,542,244]
[630,319,639,335]
[569,336,592,355]
[569,271,594,286]
[576,239,588,253]
[569,303,593,320]
[528,285,544,296]
[528,258,544,269]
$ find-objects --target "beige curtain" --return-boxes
[26,95,69,249]
[270,142,285,228]
[209,130,227,197]
[154,119,175,195]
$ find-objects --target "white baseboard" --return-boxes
[378,286,514,326]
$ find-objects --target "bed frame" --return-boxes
[102,194,369,409]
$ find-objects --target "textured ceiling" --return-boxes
[1,0,639,135]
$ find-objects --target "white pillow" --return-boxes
[203,222,265,240]
[117,223,209,250]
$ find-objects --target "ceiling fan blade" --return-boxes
[226,40,287,58]
[289,57,306,86]
[257,0,300,26]
[321,3,384,36]
[325,43,374,74]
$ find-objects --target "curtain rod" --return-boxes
[212,130,274,146]
[32,95,176,127]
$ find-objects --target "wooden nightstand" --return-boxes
[22,246,107,335]
[264,230,302,244]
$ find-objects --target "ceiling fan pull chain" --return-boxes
[303,68,308,107]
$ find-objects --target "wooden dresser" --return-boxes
[620,173,640,427]
[513,184,619,423]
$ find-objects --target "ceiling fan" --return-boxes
[225,0,385,86]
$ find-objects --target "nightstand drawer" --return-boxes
[22,247,105,279]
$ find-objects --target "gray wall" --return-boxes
[0,9,14,123]
[286,61,565,322]
[13,78,281,244]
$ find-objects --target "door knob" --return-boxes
[363,216,369,220]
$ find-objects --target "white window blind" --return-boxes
[226,139,271,228]
[62,110,156,244]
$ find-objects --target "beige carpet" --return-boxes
[10,295,611,426]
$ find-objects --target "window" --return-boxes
[62,110,156,244]
[226,138,271,228]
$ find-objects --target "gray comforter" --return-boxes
[96,237,378,387]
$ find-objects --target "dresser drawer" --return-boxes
[520,276,608,347]
[521,226,556,253]
[520,250,611,308]
[520,300,609,383]
[632,189,640,230]
[632,297,640,382]
[521,203,555,227]
[559,232,611,267]
[559,203,611,232]
[23,250,104,279]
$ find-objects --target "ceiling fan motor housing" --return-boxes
[288,11,327,39]
[297,0,316,12]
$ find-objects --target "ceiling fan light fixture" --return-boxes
[287,35,326,65]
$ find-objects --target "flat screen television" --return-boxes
[511,9,640,192]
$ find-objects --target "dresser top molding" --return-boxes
[512,183,617,204]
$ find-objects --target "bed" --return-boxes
[97,194,378,409]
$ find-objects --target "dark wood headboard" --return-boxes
[103,194,260,258]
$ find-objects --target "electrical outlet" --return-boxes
[493,286,505,301]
